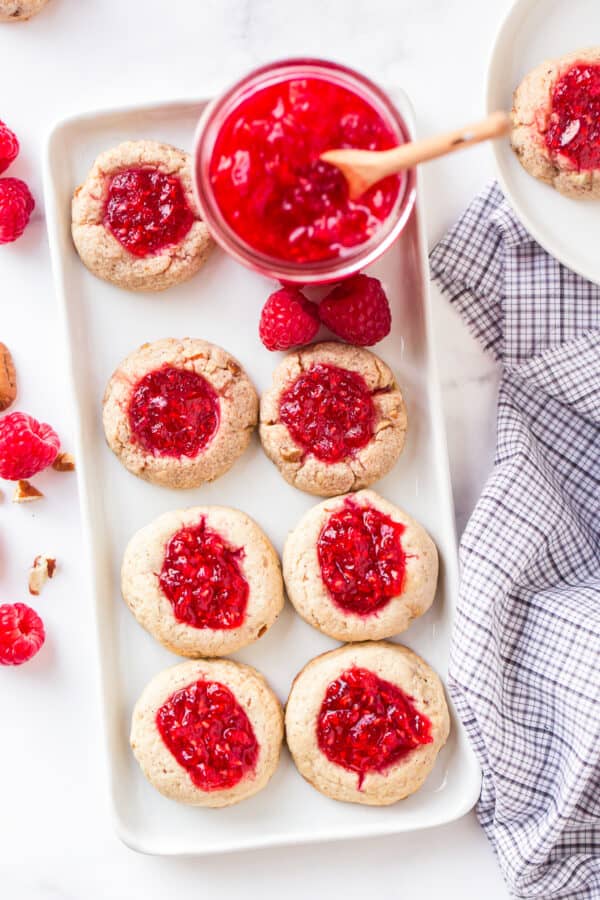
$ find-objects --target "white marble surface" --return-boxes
[0,0,506,896]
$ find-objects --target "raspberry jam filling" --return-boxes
[279,363,375,463]
[317,499,407,616]
[128,365,220,458]
[104,167,194,257]
[209,77,402,264]
[317,666,432,788]
[159,517,248,630]
[156,679,258,791]
[545,64,600,170]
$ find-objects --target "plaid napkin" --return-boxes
[429,182,600,900]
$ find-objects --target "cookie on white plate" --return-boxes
[0,0,48,21]
[122,505,284,657]
[131,658,284,807]
[72,140,213,291]
[102,338,258,489]
[260,342,407,497]
[285,641,449,806]
[283,490,438,642]
[511,47,600,199]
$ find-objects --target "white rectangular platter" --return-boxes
[44,91,481,856]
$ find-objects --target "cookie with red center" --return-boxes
[71,141,213,291]
[283,490,438,642]
[121,505,284,657]
[131,658,284,807]
[0,0,49,21]
[102,338,258,488]
[511,47,600,198]
[285,641,449,806]
[259,342,407,497]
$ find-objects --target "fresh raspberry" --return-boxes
[319,274,391,346]
[0,603,45,666]
[0,177,35,244]
[0,412,60,480]
[259,287,320,351]
[0,121,19,175]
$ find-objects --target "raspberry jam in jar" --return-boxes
[545,64,600,170]
[104,168,194,257]
[156,679,258,791]
[128,365,220,458]
[159,517,248,630]
[316,666,432,787]
[279,363,375,463]
[317,498,407,615]
[194,60,415,284]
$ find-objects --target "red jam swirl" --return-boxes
[316,666,432,788]
[104,167,194,257]
[317,499,407,616]
[279,363,375,463]
[545,64,600,170]
[156,679,258,791]
[128,365,220,458]
[209,77,401,263]
[159,517,248,630]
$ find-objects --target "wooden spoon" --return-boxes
[321,110,511,199]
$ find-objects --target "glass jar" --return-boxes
[193,58,416,285]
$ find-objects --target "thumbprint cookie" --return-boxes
[511,47,600,199]
[283,490,438,642]
[131,658,283,807]
[259,342,407,497]
[72,140,213,290]
[102,337,258,488]
[285,641,449,806]
[121,505,284,657]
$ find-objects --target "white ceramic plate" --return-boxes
[43,92,480,856]
[487,0,600,284]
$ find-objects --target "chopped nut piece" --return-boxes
[13,479,43,502]
[280,445,303,462]
[52,451,76,472]
[0,342,17,412]
[28,554,57,596]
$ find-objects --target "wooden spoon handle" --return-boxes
[375,110,512,178]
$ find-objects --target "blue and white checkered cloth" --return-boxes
[430,182,600,900]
